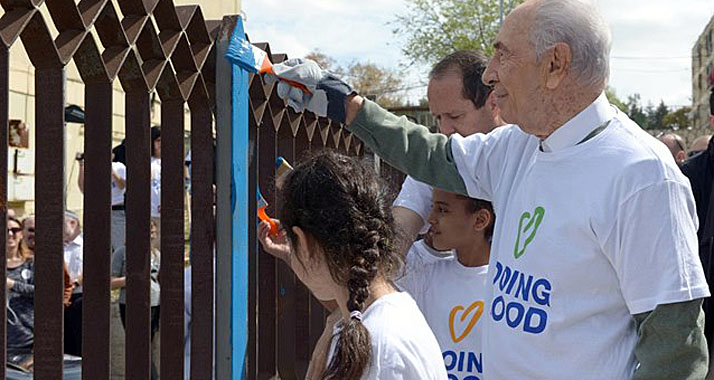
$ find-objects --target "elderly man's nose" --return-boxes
[482,59,498,86]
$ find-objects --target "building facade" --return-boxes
[692,14,714,133]
[4,0,240,216]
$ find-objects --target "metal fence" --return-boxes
[0,4,406,379]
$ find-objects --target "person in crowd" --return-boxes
[259,150,447,379]
[21,215,72,307]
[6,216,35,354]
[397,189,494,379]
[111,220,161,380]
[77,150,127,251]
[659,132,687,164]
[150,126,162,248]
[266,0,709,377]
[681,89,714,377]
[392,50,503,252]
[63,210,83,356]
[690,134,712,158]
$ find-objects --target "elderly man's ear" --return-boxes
[543,42,572,90]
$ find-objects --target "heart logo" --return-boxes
[449,301,485,343]
[514,206,545,259]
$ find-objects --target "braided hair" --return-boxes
[280,150,401,380]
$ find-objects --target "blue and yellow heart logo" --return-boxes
[449,301,484,343]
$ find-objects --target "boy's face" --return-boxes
[427,189,480,251]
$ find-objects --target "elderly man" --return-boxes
[266,0,709,378]
[659,132,687,164]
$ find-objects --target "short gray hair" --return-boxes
[530,0,611,89]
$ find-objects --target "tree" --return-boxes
[648,100,669,130]
[605,87,626,112]
[392,0,525,66]
[624,94,648,129]
[303,50,405,108]
[662,107,692,131]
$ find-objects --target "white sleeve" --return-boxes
[395,243,432,303]
[393,176,432,234]
[116,163,126,180]
[450,124,524,201]
[602,180,710,314]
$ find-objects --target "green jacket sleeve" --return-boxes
[349,99,468,195]
[632,299,708,380]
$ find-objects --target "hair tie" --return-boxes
[349,310,363,322]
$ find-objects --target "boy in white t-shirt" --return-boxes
[399,188,494,380]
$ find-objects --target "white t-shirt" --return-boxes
[448,93,709,379]
[398,255,488,380]
[327,292,447,380]
[150,157,161,217]
[404,239,454,273]
[111,161,126,206]
[393,176,432,235]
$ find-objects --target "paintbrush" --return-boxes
[257,188,279,236]
[275,156,293,190]
[225,32,312,94]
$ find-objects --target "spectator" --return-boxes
[111,220,161,380]
[63,210,83,356]
[681,89,714,376]
[268,0,709,377]
[150,126,161,248]
[6,216,34,353]
[77,151,127,252]
[21,215,72,307]
[659,132,687,164]
[690,134,712,158]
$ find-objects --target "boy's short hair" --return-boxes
[464,197,495,240]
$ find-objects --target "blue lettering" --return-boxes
[499,266,512,291]
[524,307,548,334]
[493,262,503,284]
[491,295,505,321]
[464,377,481,380]
[466,352,482,373]
[532,278,551,306]
[506,302,525,328]
[443,350,457,371]
[448,375,459,380]
[505,269,520,294]
[457,351,465,372]
[515,272,533,302]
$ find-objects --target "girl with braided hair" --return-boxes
[259,150,446,380]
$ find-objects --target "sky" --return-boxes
[241,0,714,109]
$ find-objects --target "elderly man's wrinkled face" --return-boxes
[482,3,545,135]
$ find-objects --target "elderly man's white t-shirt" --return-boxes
[448,93,709,379]
[398,254,488,380]
[327,292,447,379]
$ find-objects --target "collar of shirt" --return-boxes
[540,92,615,153]
[65,233,83,249]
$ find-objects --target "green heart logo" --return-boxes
[514,206,545,259]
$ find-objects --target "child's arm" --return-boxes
[111,277,126,290]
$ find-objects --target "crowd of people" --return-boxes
[258,0,714,379]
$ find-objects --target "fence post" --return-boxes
[216,15,250,380]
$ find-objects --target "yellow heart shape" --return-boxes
[449,301,484,343]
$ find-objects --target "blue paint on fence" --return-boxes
[230,17,249,380]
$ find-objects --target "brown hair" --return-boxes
[462,196,495,241]
[280,150,401,380]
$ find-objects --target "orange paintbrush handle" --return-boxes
[258,207,279,236]
[260,65,313,95]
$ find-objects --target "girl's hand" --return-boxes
[258,219,291,263]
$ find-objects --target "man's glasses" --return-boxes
[8,228,22,234]
[25,228,34,233]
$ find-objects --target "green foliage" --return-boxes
[392,0,525,66]
[605,87,626,112]
[304,50,405,108]
[625,94,648,128]
[648,100,669,130]
[662,107,692,131]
